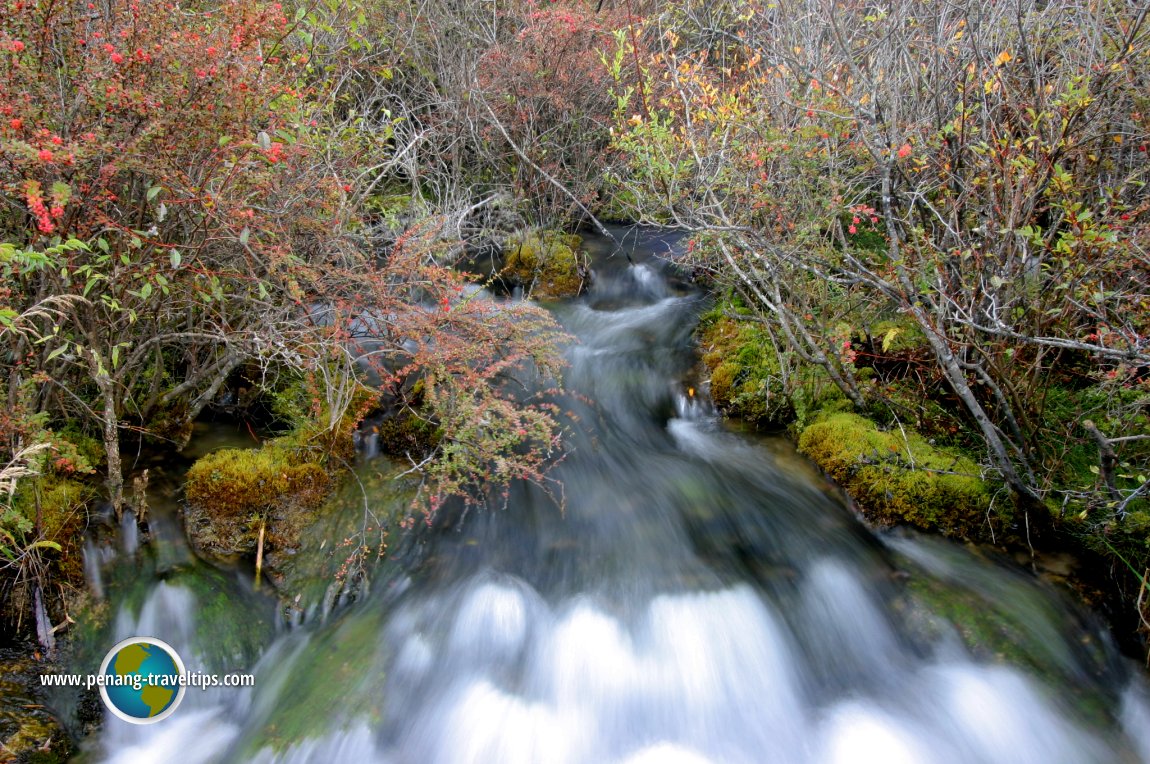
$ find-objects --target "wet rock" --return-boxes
[0,648,74,763]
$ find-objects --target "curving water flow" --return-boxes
[88,232,1150,763]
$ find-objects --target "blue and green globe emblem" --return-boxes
[98,637,186,724]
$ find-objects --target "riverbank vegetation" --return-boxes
[607,0,1150,652]
[2,0,1149,664]
[0,0,572,649]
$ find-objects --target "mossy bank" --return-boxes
[696,297,1150,656]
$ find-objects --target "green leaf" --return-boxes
[29,540,62,553]
[169,249,182,268]
[50,181,72,206]
[239,227,251,246]
[881,327,903,352]
[146,185,163,202]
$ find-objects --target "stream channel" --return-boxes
[67,228,1150,763]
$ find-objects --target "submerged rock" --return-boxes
[0,648,74,763]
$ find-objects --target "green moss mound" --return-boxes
[186,444,331,520]
[699,309,848,428]
[184,442,332,559]
[798,412,1002,538]
[699,313,791,427]
[503,230,587,299]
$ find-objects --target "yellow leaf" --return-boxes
[994,51,1012,67]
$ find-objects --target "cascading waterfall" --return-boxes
[82,231,1150,763]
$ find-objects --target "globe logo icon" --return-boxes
[98,637,186,724]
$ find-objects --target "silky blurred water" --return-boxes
[86,230,1150,763]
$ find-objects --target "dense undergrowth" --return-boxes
[697,294,1150,655]
[1,0,581,655]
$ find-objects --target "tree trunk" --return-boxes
[88,349,124,517]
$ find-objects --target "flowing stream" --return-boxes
[78,230,1150,763]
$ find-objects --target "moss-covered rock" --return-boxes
[699,313,792,427]
[186,444,331,522]
[699,308,848,428]
[183,441,333,560]
[797,412,1002,538]
[502,230,587,299]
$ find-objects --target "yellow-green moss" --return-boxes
[798,412,1001,538]
[186,445,331,520]
[699,314,789,426]
[184,377,370,560]
[184,442,333,559]
[503,231,587,299]
[375,411,441,456]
